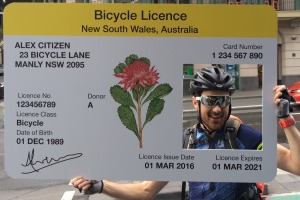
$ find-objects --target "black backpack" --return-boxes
[182,117,241,150]
[181,117,263,200]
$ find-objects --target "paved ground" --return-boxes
[84,169,300,199]
[267,169,300,198]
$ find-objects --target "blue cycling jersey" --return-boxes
[188,124,262,200]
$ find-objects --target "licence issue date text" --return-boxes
[144,162,194,169]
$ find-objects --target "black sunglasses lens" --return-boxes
[201,96,230,107]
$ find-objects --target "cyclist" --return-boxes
[71,66,300,200]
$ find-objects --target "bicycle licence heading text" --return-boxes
[94,10,187,22]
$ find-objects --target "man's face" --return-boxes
[192,90,230,132]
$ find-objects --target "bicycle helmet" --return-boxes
[190,66,235,95]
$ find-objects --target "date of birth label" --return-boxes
[212,52,263,59]
[212,163,262,171]
[145,162,194,169]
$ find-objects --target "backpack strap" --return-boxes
[183,119,241,150]
[182,124,197,200]
[183,124,197,149]
[224,118,241,149]
[237,183,262,200]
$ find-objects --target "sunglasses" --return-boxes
[196,95,231,107]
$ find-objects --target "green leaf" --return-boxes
[143,98,164,127]
[141,85,154,101]
[125,54,138,66]
[114,63,127,74]
[142,83,173,105]
[118,105,139,138]
[139,57,150,65]
[133,85,146,103]
[132,86,139,103]
[110,85,136,110]
[140,86,147,99]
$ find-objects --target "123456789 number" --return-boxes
[17,101,56,108]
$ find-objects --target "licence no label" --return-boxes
[4,3,277,182]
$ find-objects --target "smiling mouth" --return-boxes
[210,115,222,119]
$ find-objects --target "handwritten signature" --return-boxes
[21,148,83,174]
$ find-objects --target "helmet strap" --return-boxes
[197,100,215,137]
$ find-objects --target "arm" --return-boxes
[277,125,300,175]
[274,85,300,175]
[103,180,168,200]
[70,176,168,200]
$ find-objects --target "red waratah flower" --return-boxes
[114,60,159,90]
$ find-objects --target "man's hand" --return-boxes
[83,180,103,195]
[70,176,103,195]
[273,85,293,118]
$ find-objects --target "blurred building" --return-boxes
[63,0,300,91]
